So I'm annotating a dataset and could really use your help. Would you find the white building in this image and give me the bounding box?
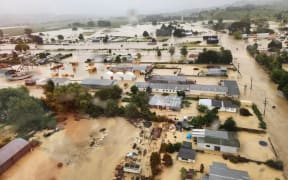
[101,71,113,80]
[123,72,136,81]
[198,99,239,113]
[113,72,124,80]
[192,129,240,153]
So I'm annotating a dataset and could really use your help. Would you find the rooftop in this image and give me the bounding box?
[81,79,116,86]
[0,138,30,166]
[149,95,182,109]
[222,80,240,97]
[207,162,250,180]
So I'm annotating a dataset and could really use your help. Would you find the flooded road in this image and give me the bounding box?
[221,34,288,177]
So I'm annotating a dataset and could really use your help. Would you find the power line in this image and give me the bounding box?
[263,97,268,117]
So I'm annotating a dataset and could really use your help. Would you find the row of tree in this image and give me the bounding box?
[195,47,233,64]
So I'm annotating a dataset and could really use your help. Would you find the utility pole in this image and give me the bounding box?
[250,77,253,90]
[263,97,268,117]
[244,84,247,95]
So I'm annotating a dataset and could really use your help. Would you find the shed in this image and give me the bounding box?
[177,141,196,163]
[80,79,117,89]
[0,138,31,174]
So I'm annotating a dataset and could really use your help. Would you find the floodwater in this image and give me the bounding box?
[220,33,288,177]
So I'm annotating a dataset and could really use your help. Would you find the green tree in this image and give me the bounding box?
[157,49,162,57]
[78,34,84,41]
[87,21,95,27]
[31,35,43,45]
[177,91,186,98]
[57,34,64,41]
[130,85,139,94]
[168,46,175,56]
[232,31,242,40]
[180,167,187,180]
[0,29,3,38]
[143,30,149,37]
[104,100,120,117]
[24,28,33,36]
[223,117,237,131]
[163,153,173,167]
[180,46,188,57]
[95,85,122,100]
[146,86,152,94]
[150,152,161,176]
[124,103,140,119]
[15,43,30,51]
[268,39,282,52]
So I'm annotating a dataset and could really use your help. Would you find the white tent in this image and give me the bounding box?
[113,72,124,80]
[102,71,114,80]
[124,72,136,81]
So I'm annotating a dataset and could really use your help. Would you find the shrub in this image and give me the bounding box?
[240,108,252,116]
[163,153,173,167]
[265,160,284,170]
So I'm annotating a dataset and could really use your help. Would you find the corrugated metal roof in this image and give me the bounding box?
[209,162,250,180]
[81,79,116,86]
[222,80,240,97]
[149,95,182,109]
[0,138,30,166]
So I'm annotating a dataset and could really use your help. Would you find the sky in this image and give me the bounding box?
[0,0,242,16]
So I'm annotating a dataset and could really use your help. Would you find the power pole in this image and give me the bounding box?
[250,77,253,90]
[244,84,247,95]
[263,97,268,117]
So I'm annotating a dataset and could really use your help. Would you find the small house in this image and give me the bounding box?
[198,99,239,113]
[149,95,182,111]
[177,141,196,163]
[123,162,141,174]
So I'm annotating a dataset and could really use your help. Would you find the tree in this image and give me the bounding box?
[180,46,188,57]
[157,49,162,57]
[130,85,139,94]
[177,91,185,98]
[51,38,56,43]
[150,152,161,176]
[124,103,140,119]
[136,53,142,59]
[103,35,109,43]
[0,29,3,38]
[43,80,55,95]
[168,46,175,56]
[57,34,64,41]
[24,28,33,36]
[87,21,95,27]
[15,43,30,51]
[268,39,282,52]
[31,35,43,45]
[197,105,208,113]
[146,86,152,94]
[78,34,84,41]
[163,153,173,167]
[233,31,242,40]
[95,85,122,100]
[180,167,187,180]
[104,100,120,117]
[143,31,149,37]
[200,164,204,173]
[223,117,237,131]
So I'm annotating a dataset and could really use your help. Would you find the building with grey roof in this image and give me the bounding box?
[0,138,32,174]
[80,78,117,89]
[199,99,239,113]
[149,95,182,111]
[177,141,196,163]
[202,162,250,180]
[146,75,196,84]
[135,82,227,97]
[50,78,71,86]
[205,67,227,77]
[221,80,240,98]
[195,129,240,153]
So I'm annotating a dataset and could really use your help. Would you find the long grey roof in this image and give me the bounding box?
[150,75,187,83]
[135,82,227,93]
[198,130,240,147]
[222,80,240,97]
[0,138,30,166]
[209,162,250,180]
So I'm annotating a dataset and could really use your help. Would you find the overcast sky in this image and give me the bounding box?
[0,0,241,16]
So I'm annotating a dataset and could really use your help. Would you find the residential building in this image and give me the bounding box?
[198,99,239,113]
[205,67,227,77]
[192,129,240,153]
[0,138,32,174]
[177,141,196,163]
[202,162,250,180]
[123,162,141,174]
[149,95,182,111]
